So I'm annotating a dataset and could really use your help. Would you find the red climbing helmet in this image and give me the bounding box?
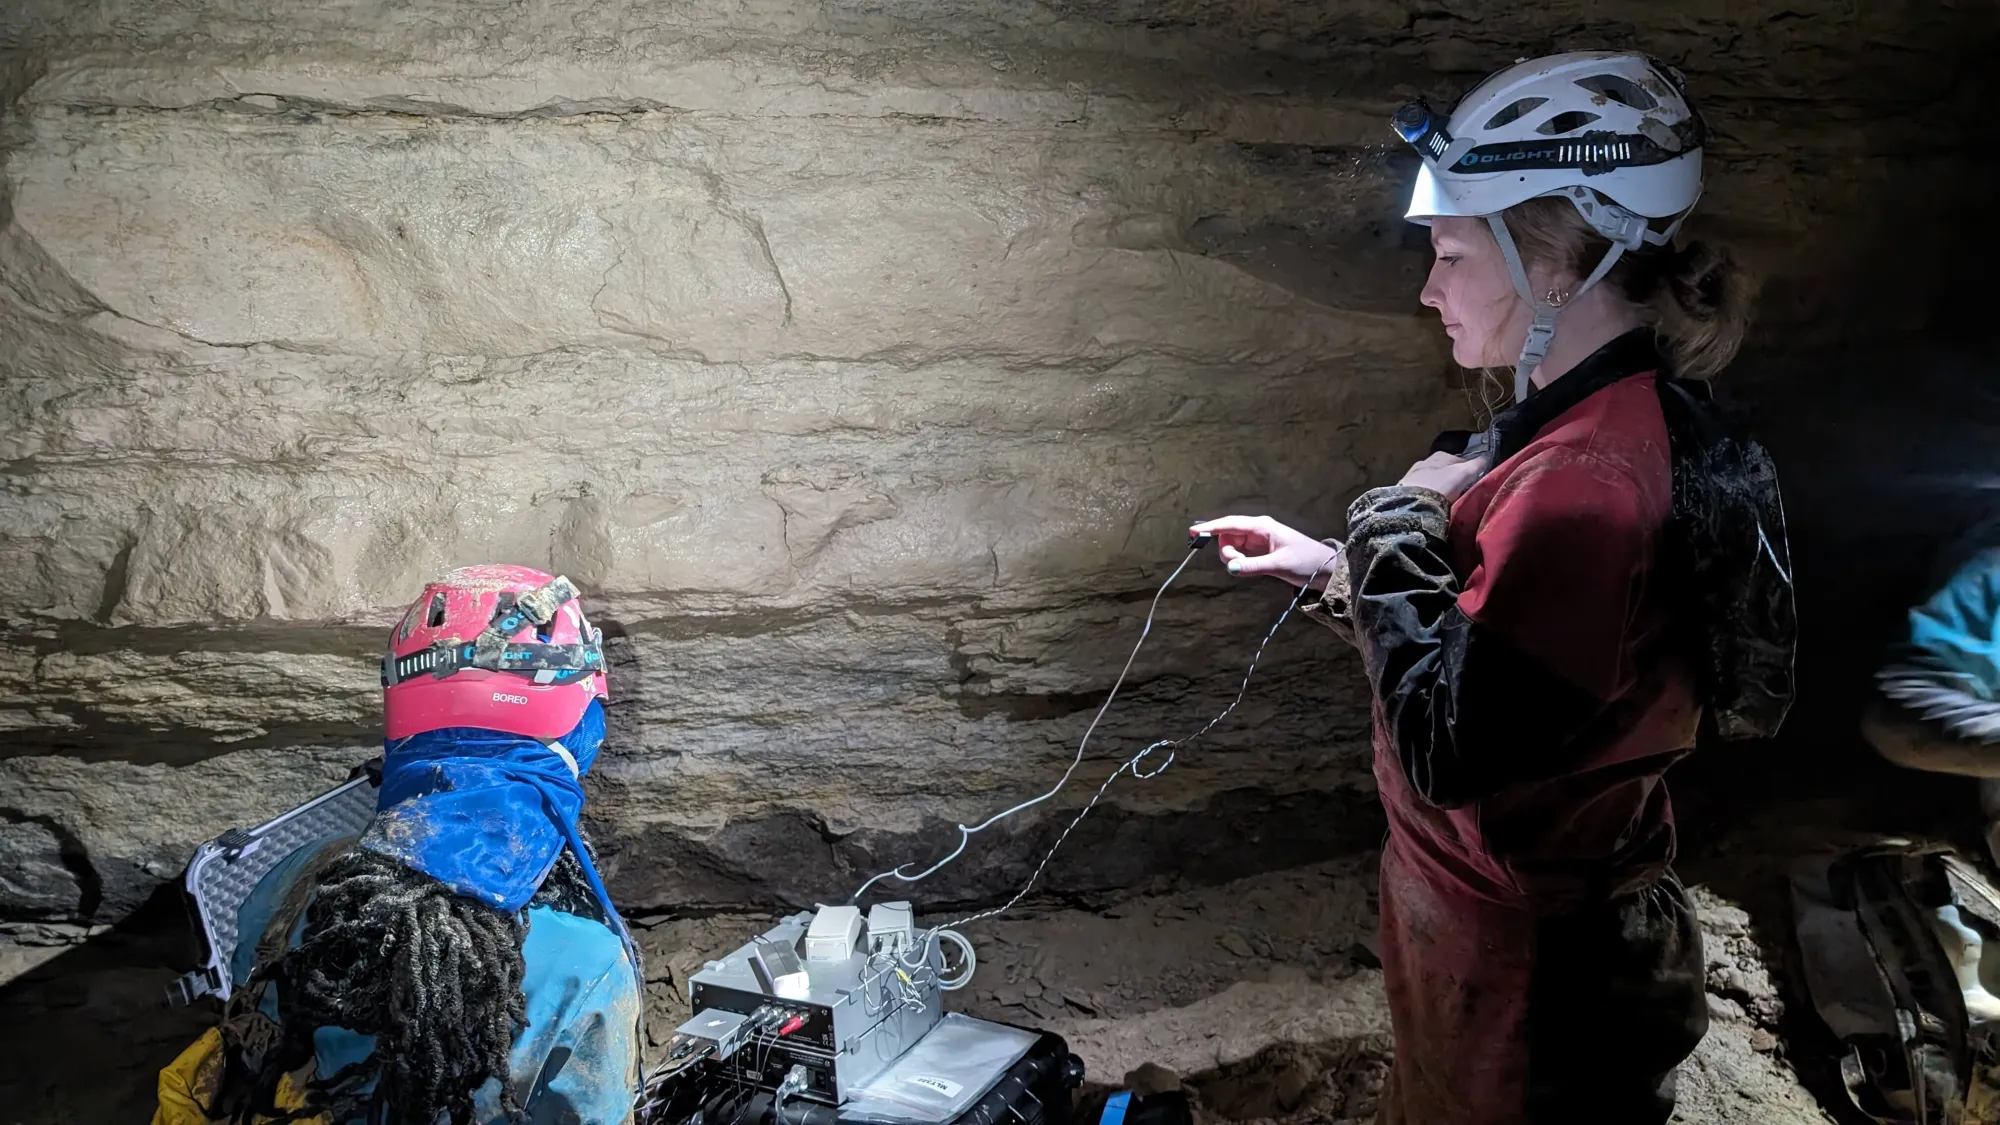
[381,564,608,741]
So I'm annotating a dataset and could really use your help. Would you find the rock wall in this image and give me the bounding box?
[3,0,1993,922]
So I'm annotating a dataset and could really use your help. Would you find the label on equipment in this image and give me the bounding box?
[908,1076,963,1097]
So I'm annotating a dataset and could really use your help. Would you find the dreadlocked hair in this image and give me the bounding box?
[228,839,605,1125]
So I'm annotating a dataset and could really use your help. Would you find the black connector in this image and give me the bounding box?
[1188,532,1215,551]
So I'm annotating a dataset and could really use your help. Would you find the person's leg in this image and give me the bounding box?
[1863,694,2000,865]
[1374,840,1537,1125]
[1862,697,2000,778]
[1522,872,1710,1124]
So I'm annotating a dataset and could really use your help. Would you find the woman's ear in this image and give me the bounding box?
[1522,259,1571,305]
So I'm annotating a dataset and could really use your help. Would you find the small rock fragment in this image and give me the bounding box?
[1274,1061,1318,1111]
[1706,993,1747,1022]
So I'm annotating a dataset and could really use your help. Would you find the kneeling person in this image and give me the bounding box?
[155,566,642,1125]
[1866,519,2000,865]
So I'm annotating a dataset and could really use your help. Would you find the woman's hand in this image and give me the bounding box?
[1189,516,1341,590]
[1396,450,1488,501]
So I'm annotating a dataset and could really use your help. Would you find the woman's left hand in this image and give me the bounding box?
[1397,450,1489,501]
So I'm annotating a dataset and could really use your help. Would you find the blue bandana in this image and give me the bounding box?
[360,701,629,952]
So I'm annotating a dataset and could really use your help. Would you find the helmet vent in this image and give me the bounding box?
[1483,97,1546,129]
[1574,74,1657,110]
[1537,110,1601,136]
[427,592,448,628]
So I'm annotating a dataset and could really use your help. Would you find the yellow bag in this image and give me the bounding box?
[153,1027,228,1125]
[153,1026,327,1124]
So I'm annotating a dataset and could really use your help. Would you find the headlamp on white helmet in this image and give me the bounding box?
[1390,52,1708,401]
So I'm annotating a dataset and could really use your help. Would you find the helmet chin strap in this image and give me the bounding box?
[1486,212,1628,404]
[1483,188,1695,404]
[1486,214,1557,405]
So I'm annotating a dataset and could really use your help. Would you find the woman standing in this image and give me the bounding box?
[1195,51,1777,1123]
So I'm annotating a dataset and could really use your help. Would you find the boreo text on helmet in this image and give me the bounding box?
[381,565,608,742]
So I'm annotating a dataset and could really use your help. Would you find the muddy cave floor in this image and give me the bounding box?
[638,857,1832,1125]
[0,781,1976,1125]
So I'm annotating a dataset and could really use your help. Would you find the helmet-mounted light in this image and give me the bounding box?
[1392,98,1454,163]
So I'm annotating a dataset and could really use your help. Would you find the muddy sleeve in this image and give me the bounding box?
[1344,449,1653,807]
[1297,538,1356,647]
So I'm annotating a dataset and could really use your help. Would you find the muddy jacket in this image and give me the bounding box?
[1307,330,1719,1123]
[1326,329,1706,906]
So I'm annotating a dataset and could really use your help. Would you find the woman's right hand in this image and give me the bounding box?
[1189,515,1341,590]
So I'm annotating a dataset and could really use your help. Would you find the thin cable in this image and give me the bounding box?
[861,952,893,1017]
[635,1039,717,1120]
[931,927,977,990]
[847,543,1211,903]
[916,548,1336,943]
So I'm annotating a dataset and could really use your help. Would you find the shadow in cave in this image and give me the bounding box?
[1662,7,2000,1115]
[1183,1033,1393,1123]
[1172,7,2000,1118]
[0,880,219,1122]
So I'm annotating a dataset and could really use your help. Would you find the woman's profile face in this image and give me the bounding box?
[1420,216,1528,370]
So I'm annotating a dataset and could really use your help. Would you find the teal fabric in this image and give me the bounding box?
[1906,547,2000,701]
[232,833,641,1124]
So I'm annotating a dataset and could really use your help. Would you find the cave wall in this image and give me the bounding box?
[2,0,1994,924]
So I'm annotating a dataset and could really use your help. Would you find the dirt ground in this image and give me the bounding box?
[5,781,1957,1124]
[633,855,1835,1125]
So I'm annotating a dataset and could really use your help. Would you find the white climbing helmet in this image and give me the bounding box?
[1391,51,1708,400]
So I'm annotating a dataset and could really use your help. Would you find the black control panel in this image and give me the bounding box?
[689,981,839,1101]
[688,982,837,1052]
[714,1042,837,1102]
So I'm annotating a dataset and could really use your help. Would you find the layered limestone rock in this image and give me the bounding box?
[2,0,1990,921]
